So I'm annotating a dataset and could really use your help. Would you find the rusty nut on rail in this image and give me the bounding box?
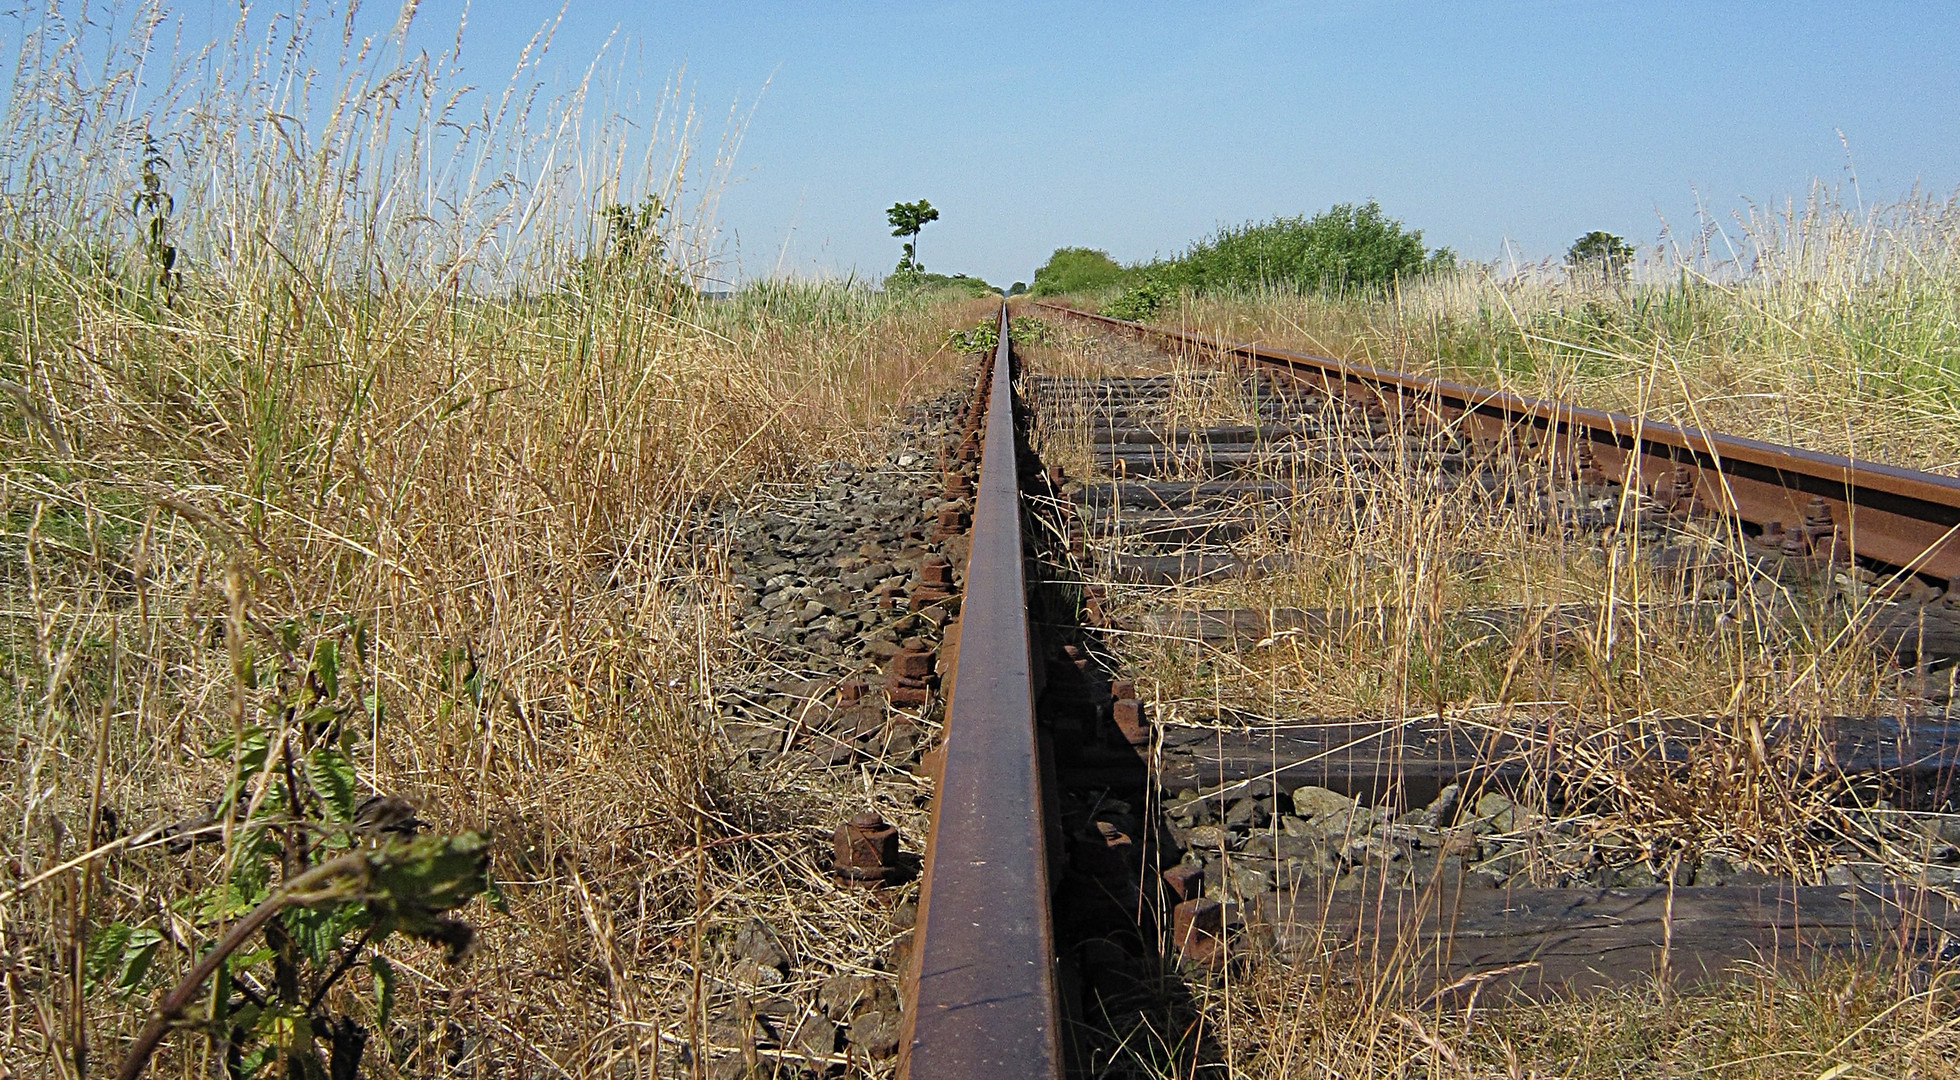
[1162,863,1204,904]
[1172,897,1226,966]
[920,554,955,586]
[912,554,958,603]
[833,811,900,885]
[931,504,971,540]
[887,647,936,707]
[1110,681,1150,746]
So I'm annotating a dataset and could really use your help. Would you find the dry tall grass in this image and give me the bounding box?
[1,6,976,1077]
[1022,311,1952,895]
[1022,320,1960,1080]
[1103,187,1960,475]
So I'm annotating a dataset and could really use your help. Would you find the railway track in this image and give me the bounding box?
[893,301,1960,1078]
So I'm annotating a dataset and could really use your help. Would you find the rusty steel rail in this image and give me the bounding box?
[899,303,1062,1078]
[1037,302,1960,583]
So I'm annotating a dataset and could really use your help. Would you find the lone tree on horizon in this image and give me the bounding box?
[887,199,940,273]
[1566,230,1634,281]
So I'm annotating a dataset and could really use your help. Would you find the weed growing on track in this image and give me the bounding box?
[0,6,979,1076]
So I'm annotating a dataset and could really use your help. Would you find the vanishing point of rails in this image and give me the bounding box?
[866,301,1960,1078]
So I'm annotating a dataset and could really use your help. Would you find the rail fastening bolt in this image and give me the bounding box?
[1172,897,1225,966]
[1162,863,1204,903]
[919,555,955,587]
[1112,698,1150,747]
[833,811,900,885]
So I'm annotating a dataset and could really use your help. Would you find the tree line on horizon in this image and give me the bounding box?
[876,196,1634,313]
[1023,207,1637,318]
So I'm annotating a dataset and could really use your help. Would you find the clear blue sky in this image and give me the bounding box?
[257,2,1960,285]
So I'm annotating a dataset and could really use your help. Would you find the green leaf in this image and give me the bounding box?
[484,875,511,916]
[366,833,491,959]
[306,745,358,822]
[257,1001,314,1056]
[311,639,339,699]
[215,968,241,1029]
[369,955,396,1025]
[222,837,275,915]
[230,945,274,970]
[85,922,133,989]
[364,691,384,727]
[118,928,164,994]
[206,724,268,762]
[236,1044,272,1080]
[284,902,365,967]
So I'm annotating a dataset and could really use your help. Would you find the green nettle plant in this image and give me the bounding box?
[946,315,1053,352]
[574,193,695,305]
[1567,230,1635,281]
[604,194,671,270]
[132,134,180,303]
[886,198,940,273]
[105,614,491,1080]
[1162,201,1449,294]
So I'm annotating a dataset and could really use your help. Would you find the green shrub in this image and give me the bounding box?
[1160,201,1450,294]
[1030,247,1126,296]
[1011,315,1054,345]
[1100,278,1174,321]
[947,314,1055,353]
[887,270,998,298]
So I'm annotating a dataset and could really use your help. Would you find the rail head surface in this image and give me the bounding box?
[1036,301,1960,581]
[899,303,1062,1079]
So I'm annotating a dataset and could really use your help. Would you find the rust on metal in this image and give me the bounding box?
[1038,302,1960,581]
[931,503,971,538]
[1163,863,1204,903]
[834,811,901,885]
[886,646,936,708]
[1172,897,1225,966]
[1112,697,1150,747]
[837,678,867,706]
[899,303,1063,1079]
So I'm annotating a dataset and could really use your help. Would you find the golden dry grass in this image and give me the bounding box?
[1021,314,1951,895]
[1145,189,1960,477]
[1021,315,1960,1080]
[0,7,993,1076]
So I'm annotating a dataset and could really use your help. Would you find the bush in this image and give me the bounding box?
[1030,247,1126,296]
[887,269,998,298]
[1161,201,1449,295]
[946,314,1055,353]
[1100,278,1174,321]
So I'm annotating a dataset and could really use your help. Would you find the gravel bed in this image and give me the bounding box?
[682,390,978,1077]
